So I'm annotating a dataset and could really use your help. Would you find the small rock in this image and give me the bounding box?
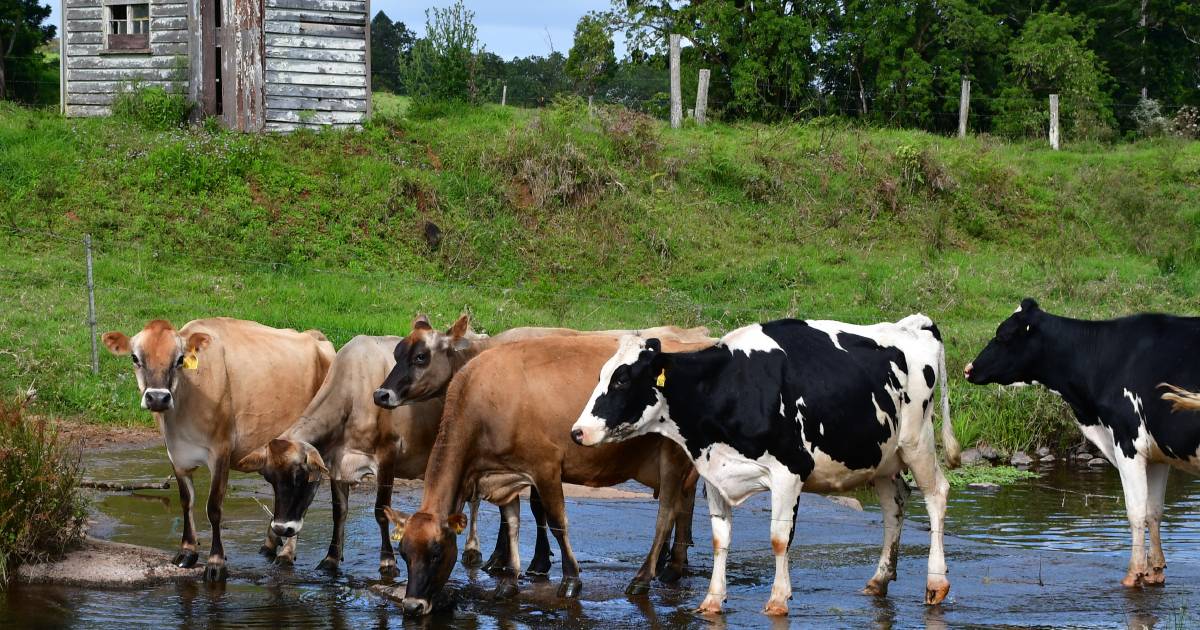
[960,448,986,466]
[968,482,1001,491]
[1036,446,1051,457]
[1074,451,1094,461]
[1010,451,1033,466]
[1087,456,1109,468]
[827,496,864,511]
[1040,454,1056,462]
[978,445,1000,461]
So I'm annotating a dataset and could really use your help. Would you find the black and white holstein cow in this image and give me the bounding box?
[965,298,1200,588]
[571,315,960,616]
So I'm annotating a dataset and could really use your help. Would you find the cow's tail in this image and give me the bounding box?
[1160,383,1200,413]
[937,333,962,468]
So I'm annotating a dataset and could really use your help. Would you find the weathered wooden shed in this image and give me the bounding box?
[60,0,371,131]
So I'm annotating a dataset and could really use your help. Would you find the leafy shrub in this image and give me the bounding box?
[111,85,192,130]
[0,393,86,586]
[1173,106,1200,140]
[1132,98,1171,137]
[598,105,660,166]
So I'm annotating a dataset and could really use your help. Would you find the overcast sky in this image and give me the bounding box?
[48,0,621,60]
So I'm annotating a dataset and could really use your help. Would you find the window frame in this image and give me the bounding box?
[104,0,151,53]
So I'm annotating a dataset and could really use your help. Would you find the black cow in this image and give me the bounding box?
[965,298,1200,588]
[571,315,960,617]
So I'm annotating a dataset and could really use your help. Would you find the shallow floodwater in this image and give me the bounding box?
[5,446,1200,628]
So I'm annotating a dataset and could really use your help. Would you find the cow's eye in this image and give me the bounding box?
[414,352,429,366]
[175,355,185,368]
[131,355,141,367]
[613,371,630,390]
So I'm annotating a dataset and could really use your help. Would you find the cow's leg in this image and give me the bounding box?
[482,497,515,575]
[492,499,522,600]
[373,452,399,578]
[527,487,554,578]
[461,497,484,568]
[764,477,803,616]
[317,479,351,572]
[864,475,910,596]
[1145,462,1169,586]
[172,467,200,568]
[536,479,583,598]
[698,489,733,615]
[903,437,950,605]
[628,461,683,594]
[203,454,231,582]
[661,468,699,584]
[1114,454,1151,587]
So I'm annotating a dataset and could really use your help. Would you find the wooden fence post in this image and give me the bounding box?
[501,84,507,106]
[669,34,682,128]
[84,234,99,375]
[1049,94,1060,150]
[695,68,710,126]
[588,95,594,117]
[957,78,970,138]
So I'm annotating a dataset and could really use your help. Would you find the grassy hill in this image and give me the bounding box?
[2,93,1198,454]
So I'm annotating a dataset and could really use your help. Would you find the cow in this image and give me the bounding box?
[101,318,335,582]
[965,298,1200,588]
[383,334,712,616]
[235,324,543,577]
[571,315,961,616]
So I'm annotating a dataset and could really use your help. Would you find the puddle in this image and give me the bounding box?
[4,445,1200,628]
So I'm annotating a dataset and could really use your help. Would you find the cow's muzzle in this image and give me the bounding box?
[142,388,173,412]
[373,388,401,409]
[402,597,431,616]
[271,520,302,538]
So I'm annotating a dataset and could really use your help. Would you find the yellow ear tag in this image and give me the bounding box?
[656,370,666,388]
[183,351,199,370]
[451,521,465,535]
[390,529,405,542]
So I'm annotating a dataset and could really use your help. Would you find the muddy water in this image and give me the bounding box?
[4,446,1200,628]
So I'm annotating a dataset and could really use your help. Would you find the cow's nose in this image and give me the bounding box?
[272,522,297,538]
[570,428,585,445]
[402,598,429,616]
[963,362,974,379]
[143,390,172,411]
[374,388,399,409]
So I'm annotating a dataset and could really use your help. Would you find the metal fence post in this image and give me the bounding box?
[85,234,99,375]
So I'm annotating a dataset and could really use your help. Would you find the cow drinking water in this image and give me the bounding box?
[965,298,1200,588]
[572,315,960,616]
[102,318,335,581]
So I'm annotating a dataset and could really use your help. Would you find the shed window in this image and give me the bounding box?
[107,3,150,51]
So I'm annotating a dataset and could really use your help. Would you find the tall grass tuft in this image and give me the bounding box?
[0,391,87,586]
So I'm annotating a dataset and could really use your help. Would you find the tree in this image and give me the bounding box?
[566,13,616,95]
[370,11,414,94]
[402,0,490,104]
[0,0,55,101]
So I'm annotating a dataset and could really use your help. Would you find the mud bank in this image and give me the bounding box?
[16,537,202,588]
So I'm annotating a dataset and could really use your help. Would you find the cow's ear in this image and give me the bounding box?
[446,513,468,535]
[645,338,662,354]
[413,315,433,331]
[102,331,131,355]
[383,507,410,541]
[236,446,268,473]
[304,445,329,481]
[186,332,211,353]
[447,314,471,351]
[1019,298,1039,313]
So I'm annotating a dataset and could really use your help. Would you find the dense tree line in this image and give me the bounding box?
[379,1,1200,138]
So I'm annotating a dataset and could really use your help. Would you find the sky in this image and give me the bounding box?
[48,0,621,60]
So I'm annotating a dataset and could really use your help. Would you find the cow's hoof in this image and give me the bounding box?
[557,577,583,599]
[658,564,684,584]
[492,580,518,600]
[924,577,950,605]
[273,554,295,568]
[862,578,889,596]
[203,563,228,583]
[258,545,276,559]
[525,569,550,582]
[527,559,553,577]
[173,550,199,568]
[483,561,507,577]
[1121,572,1144,588]
[625,580,651,596]
[316,556,340,573]
[1144,568,1166,586]
[379,562,400,578]
[763,601,789,616]
[461,548,483,568]
[696,597,723,616]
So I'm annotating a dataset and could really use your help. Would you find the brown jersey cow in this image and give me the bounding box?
[384,335,712,616]
[102,318,334,582]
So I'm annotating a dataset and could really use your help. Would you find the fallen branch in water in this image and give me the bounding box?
[80,479,171,491]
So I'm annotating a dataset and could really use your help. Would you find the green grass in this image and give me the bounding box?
[943,465,1040,488]
[1,94,1198,455]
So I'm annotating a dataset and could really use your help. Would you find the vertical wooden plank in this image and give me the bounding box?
[60,7,67,115]
[1049,94,1060,150]
[669,34,681,129]
[364,0,371,117]
[957,78,970,139]
[695,68,710,126]
[226,0,264,131]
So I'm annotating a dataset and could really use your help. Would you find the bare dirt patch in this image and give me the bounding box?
[52,419,159,452]
[16,537,201,588]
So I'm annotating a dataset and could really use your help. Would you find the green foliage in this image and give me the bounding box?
[0,394,86,586]
[566,13,617,95]
[0,0,57,102]
[111,85,192,130]
[403,0,489,106]
[370,11,415,94]
[944,465,1040,488]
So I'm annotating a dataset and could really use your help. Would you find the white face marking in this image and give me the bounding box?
[140,387,172,409]
[720,323,784,356]
[574,335,660,445]
[272,519,304,537]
